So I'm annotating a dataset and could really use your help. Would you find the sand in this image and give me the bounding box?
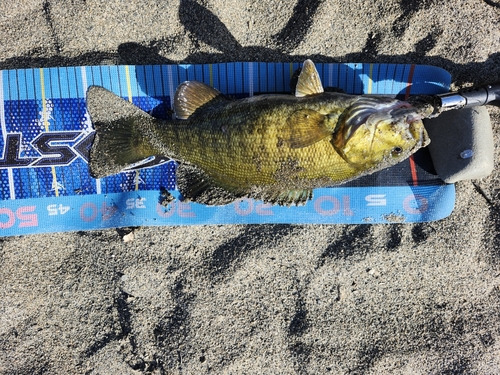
[1,0,500,374]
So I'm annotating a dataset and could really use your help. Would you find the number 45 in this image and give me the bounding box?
[47,204,70,216]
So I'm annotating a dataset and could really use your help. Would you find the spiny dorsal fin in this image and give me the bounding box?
[286,109,332,148]
[174,81,224,119]
[295,59,324,97]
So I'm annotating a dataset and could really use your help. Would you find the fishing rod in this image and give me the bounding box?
[438,82,500,109]
[409,82,500,117]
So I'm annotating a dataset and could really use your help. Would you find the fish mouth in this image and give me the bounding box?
[334,97,425,148]
[330,97,430,167]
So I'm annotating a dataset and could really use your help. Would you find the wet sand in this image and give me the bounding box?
[1,1,500,373]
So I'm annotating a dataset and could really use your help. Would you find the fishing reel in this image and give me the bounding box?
[415,82,500,184]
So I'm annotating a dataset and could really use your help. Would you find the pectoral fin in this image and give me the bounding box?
[286,109,332,148]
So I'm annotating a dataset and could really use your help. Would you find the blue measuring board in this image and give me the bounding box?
[0,63,454,235]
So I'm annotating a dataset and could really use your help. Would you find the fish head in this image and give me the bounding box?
[332,97,430,169]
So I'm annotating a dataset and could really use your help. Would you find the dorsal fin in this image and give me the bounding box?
[174,81,224,119]
[295,59,324,97]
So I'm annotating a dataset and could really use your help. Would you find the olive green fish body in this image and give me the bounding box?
[87,60,430,206]
[158,94,360,191]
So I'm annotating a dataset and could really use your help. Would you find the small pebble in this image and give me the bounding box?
[460,149,473,159]
[123,232,135,242]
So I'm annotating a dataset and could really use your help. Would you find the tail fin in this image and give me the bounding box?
[86,86,162,178]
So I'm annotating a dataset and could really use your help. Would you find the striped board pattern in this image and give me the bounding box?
[0,63,454,235]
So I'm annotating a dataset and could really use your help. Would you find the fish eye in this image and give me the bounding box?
[391,146,403,156]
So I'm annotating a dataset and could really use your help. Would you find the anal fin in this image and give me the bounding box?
[176,164,314,207]
[176,163,239,206]
[247,187,313,206]
[263,189,313,206]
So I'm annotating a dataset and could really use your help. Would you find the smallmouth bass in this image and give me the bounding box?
[87,60,430,206]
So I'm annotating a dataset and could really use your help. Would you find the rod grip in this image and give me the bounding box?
[438,82,500,110]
